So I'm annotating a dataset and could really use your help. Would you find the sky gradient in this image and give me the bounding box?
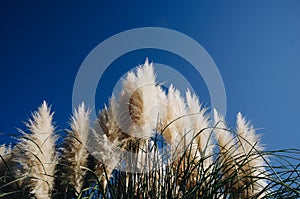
[0,1,300,150]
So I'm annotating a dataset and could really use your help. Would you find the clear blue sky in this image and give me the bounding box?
[0,1,299,150]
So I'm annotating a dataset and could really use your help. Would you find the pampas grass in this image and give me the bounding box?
[103,59,166,176]
[88,130,122,189]
[54,103,91,197]
[163,84,191,151]
[16,101,57,199]
[213,111,269,198]
[113,59,162,139]
[235,112,268,198]
[185,89,213,170]
[0,60,299,198]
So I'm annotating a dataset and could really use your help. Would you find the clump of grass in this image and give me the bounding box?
[73,130,300,199]
[0,60,299,198]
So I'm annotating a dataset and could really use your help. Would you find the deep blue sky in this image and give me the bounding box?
[0,1,299,150]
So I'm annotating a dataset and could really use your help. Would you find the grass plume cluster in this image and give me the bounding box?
[0,60,299,198]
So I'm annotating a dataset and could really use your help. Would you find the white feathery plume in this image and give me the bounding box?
[186,89,213,169]
[236,112,268,198]
[236,112,263,154]
[114,59,163,139]
[213,109,239,192]
[88,129,121,188]
[17,101,57,199]
[213,109,237,155]
[156,83,168,129]
[98,96,130,142]
[164,84,191,156]
[107,59,165,181]
[93,99,125,188]
[93,134,121,174]
[60,103,91,194]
